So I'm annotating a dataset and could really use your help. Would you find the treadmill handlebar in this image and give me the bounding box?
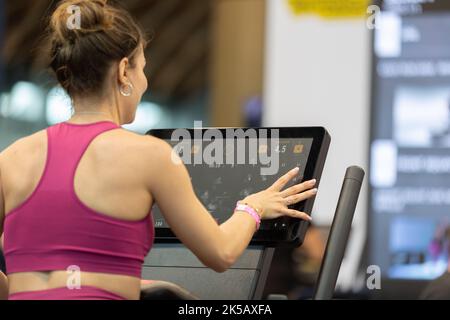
[313,166,365,300]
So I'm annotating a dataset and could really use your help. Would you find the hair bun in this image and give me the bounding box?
[50,0,112,43]
[47,0,145,97]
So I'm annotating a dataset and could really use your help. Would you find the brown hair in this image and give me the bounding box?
[47,0,145,97]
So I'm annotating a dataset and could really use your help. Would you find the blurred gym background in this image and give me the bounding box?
[1,0,450,299]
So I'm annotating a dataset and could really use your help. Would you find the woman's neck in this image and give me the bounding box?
[69,96,119,125]
[67,112,117,125]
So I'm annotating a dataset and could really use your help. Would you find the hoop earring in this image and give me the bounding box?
[120,82,134,97]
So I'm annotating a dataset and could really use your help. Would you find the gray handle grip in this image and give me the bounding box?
[313,166,365,300]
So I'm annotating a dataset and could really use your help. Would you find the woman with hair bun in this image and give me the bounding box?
[0,0,317,300]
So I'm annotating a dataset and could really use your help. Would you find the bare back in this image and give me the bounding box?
[0,126,158,300]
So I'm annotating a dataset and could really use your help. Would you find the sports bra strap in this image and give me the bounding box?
[42,121,120,191]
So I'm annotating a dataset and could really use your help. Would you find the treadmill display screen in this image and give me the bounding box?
[148,127,330,246]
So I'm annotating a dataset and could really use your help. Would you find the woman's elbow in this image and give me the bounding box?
[212,250,236,273]
[210,262,229,273]
[203,251,235,273]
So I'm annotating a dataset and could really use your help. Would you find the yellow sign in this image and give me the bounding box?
[287,0,370,18]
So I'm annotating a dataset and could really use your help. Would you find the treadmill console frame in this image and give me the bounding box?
[147,126,330,247]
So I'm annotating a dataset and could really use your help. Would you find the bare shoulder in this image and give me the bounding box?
[0,130,47,165]
[102,128,171,152]
[143,133,180,169]
[97,128,174,165]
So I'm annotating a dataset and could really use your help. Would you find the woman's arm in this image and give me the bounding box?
[0,153,5,250]
[147,139,316,272]
[0,154,8,300]
[0,271,7,300]
[0,152,4,243]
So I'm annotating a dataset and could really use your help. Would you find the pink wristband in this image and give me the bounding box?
[234,202,261,230]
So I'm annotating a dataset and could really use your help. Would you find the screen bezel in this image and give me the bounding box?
[147,126,330,247]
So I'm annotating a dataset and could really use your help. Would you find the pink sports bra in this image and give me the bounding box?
[3,121,154,278]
